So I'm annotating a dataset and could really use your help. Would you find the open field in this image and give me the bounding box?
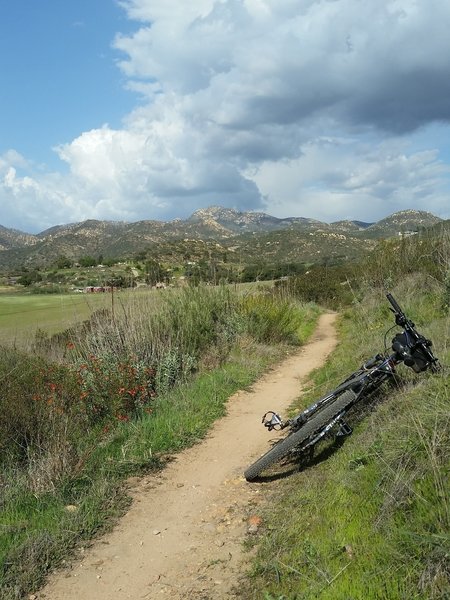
[0,291,119,346]
[0,281,274,347]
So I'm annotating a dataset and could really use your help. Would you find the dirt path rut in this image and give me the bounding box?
[40,313,337,600]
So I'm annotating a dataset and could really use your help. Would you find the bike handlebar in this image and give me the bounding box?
[386,293,403,315]
[387,292,440,373]
[386,293,416,330]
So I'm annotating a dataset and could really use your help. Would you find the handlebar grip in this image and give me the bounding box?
[386,293,403,314]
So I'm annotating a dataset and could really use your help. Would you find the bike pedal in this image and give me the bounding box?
[337,421,353,437]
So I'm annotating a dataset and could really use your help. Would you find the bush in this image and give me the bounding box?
[0,347,80,483]
[239,292,317,344]
[277,264,357,309]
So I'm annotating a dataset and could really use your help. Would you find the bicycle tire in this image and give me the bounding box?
[244,389,357,481]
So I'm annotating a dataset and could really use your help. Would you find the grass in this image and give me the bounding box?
[0,343,288,599]
[0,292,112,346]
[243,276,450,600]
[0,284,320,599]
[0,282,278,348]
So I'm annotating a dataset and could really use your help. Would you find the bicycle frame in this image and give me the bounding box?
[279,353,398,434]
[247,293,440,482]
[263,293,439,436]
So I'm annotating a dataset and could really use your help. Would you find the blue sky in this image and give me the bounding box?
[0,0,135,168]
[1,0,450,233]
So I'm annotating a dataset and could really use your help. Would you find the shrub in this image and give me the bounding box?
[239,292,314,344]
[0,347,80,487]
[277,264,357,309]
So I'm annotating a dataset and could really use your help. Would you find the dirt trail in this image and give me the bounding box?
[40,313,337,600]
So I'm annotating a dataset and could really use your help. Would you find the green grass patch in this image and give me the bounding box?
[0,292,112,346]
[0,341,285,599]
[0,285,320,599]
[244,277,449,600]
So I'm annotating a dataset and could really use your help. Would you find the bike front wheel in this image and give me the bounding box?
[244,389,357,481]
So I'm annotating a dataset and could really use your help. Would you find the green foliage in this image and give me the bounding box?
[444,269,450,312]
[17,270,42,287]
[78,255,97,267]
[0,283,319,598]
[0,347,80,473]
[145,258,166,285]
[240,262,307,283]
[362,228,450,288]
[29,284,67,294]
[278,264,357,309]
[240,292,318,344]
[54,255,73,269]
[71,353,157,424]
[275,226,450,311]
[245,278,449,599]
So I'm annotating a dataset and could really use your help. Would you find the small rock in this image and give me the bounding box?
[153,529,161,535]
[28,595,37,600]
[247,515,262,534]
[91,560,104,567]
[64,505,78,513]
[343,544,354,559]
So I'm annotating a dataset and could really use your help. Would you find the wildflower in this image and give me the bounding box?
[116,414,130,422]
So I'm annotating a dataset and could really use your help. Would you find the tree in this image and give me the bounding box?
[17,270,42,287]
[55,255,73,269]
[79,256,97,267]
[145,259,166,286]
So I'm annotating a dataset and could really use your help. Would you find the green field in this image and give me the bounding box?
[0,282,275,347]
[0,292,115,346]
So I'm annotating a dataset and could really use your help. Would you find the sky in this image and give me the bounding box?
[1,0,450,234]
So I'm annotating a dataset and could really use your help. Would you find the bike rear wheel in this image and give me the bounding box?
[244,389,357,481]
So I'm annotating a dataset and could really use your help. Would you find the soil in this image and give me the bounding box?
[39,312,337,600]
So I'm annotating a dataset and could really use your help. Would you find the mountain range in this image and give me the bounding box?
[0,207,443,270]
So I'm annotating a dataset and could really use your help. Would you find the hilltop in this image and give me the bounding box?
[0,207,442,270]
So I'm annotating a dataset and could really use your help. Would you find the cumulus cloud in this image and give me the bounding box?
[1,0,450,232]
[251,137,450,222]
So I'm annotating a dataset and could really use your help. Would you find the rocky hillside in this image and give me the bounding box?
[0,208,442,269]
[361,209,442,238]
[0,225,38,251]
[188,206,324,233]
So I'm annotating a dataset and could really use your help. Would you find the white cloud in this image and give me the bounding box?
[251,136,450,222]
[1,0,450,232]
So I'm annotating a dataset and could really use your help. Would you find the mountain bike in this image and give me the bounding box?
[244,293,441,481]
